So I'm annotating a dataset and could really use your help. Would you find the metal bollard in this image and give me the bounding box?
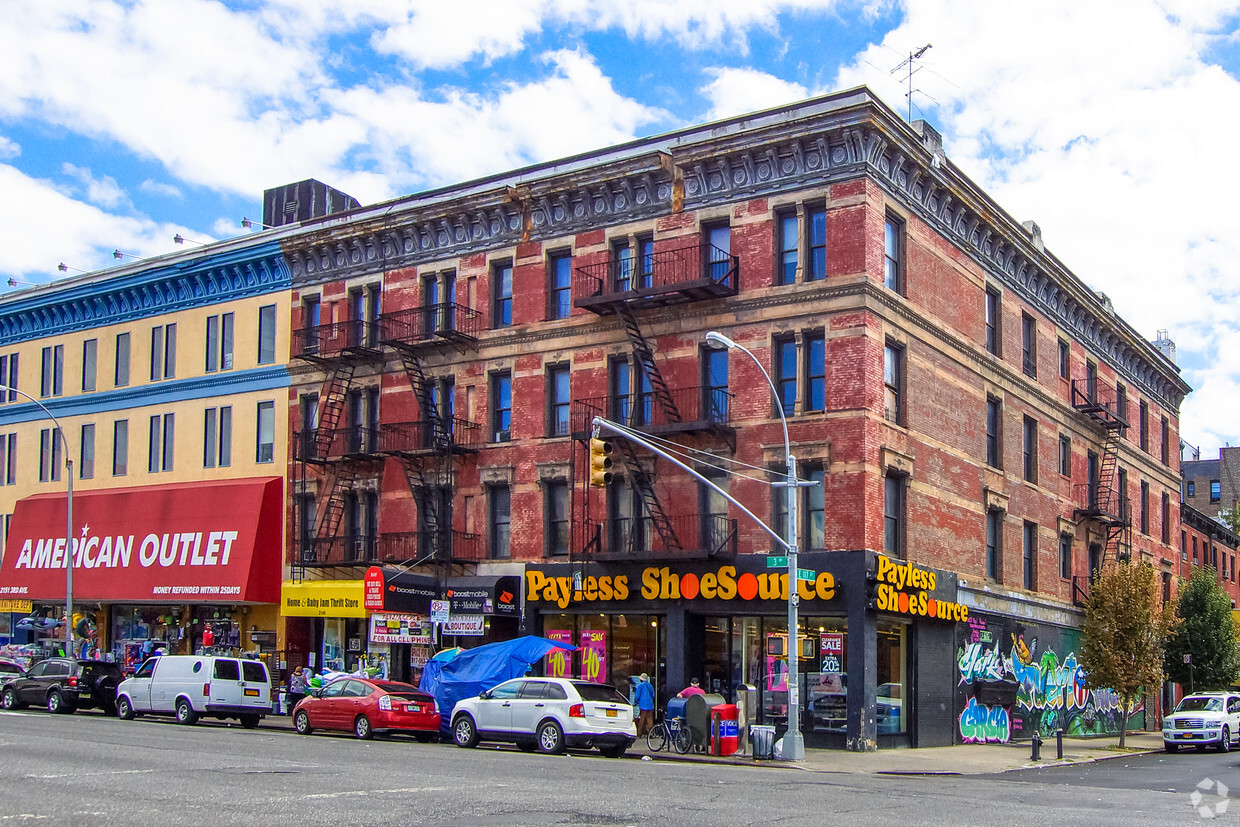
[1031,730,1042,761]
[1056,729,1064,759]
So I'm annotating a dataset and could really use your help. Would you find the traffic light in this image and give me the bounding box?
[588,437,614,488]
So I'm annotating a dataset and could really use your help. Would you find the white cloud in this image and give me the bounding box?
[698,67,810,122]
[61,163,128,209]
[139,180,182,198]
[837,0,1240,453]
[0,136,18,160]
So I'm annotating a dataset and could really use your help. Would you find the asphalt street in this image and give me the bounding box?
[0,708,1220,825]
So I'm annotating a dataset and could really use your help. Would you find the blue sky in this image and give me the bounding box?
[1,0,1238,456]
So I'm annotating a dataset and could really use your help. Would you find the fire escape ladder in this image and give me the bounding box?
[396,349,435,422]
[614,438,681,552]
[315,462,361,544]
[312,363,357,462]
[614,302,680,424]
[400,456,452,563]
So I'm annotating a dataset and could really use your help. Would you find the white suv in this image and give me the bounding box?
[1163,692,1240,753]
[451,677,636,758]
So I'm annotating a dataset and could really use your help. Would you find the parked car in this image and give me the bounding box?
[115,655,272,728]
[451,677,636,757]
[0,659,25,689]
[292,677,440,740]
[1163,692,1240,752]
[1,658,123,714]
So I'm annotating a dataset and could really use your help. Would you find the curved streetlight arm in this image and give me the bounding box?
[0,385,75,657]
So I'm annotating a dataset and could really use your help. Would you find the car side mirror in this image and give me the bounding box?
[479,691,489,699]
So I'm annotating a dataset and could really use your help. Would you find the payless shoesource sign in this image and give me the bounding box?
[870,554,968,622]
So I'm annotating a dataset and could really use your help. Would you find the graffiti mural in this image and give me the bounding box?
[956,613,1144,743]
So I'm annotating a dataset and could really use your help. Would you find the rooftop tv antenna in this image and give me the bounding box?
[891,43,932,122]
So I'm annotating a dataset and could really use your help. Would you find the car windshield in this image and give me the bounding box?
[572,682,629,704]
[1177,697,1223,713]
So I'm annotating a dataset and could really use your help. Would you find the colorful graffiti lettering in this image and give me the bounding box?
[959,697,1010,743]
[957,642,1007,684]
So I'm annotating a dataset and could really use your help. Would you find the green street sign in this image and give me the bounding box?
[797,569,816,582]
[767,556,788,568]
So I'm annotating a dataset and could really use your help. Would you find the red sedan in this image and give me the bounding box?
[292,677,440,741]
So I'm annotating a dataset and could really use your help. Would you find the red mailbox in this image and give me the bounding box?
[710,703,740,756]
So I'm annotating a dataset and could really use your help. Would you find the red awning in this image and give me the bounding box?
[0,477,283,604]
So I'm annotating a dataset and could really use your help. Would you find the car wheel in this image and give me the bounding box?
[47,690,73,714]
[537,720,565,755]
[1164,742,1177,753]
[598,743,628,759]
[1221,727,1232,753]
[453,714,479,748]
[1,686,23,710]
[240,714,260,729]
[354,715,373,740]
[116,696,135,721]
[294,710,313,735]
[175,699,199,725]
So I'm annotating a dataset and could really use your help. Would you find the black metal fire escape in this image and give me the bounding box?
[1071,377,1132,605]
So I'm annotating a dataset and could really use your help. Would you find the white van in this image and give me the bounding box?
[115,655,272,728]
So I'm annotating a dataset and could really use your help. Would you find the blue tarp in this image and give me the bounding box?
[419,636,576,733]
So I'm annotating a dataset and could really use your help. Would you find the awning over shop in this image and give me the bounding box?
[281,580,368,618]
[446,575,520,616]
[0,477,282,604]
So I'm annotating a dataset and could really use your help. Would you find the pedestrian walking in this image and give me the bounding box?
[634,672,655,736]
[287,666,308,714]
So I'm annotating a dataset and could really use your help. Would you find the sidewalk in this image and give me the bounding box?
[260,712,1164,774]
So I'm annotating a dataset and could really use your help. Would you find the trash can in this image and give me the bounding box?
[710,703,739,756]
[751,724,776,760]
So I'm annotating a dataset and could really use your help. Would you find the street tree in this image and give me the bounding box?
[1079,560,1178,748]
[1164,565,1240,693]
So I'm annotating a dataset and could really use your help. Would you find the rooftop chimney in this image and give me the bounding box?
[1153,329,1177,364]
[262,179,361,229]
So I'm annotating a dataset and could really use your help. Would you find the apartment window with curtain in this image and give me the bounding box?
[1022,416,1037,483]
[545,481,570,557]
[82,339,97,392]
[113,420,128,476]
[987,509,1003,582]
[205,312,235,372]
[491,371,512,442]
[548,251,572,320]
[39,428,62,482]
[883,214,903,293]
[79,423,95,480]
[1059,534,1072,580]
[256,401,275,463]
[805,333,825,412]
[114,333,129,387]
[150,324,176,380]
[204,406,232,468]
[40,344,63,397]
[777,210,797,285]
[492,261,513,327]
[986,396,1002,468]
[1021,313,1037,378]
[884,473,906,558]
[1059,434,1071,476]
[489,485,511,559]
[1058,339,1069,379]
[1023,521,1037,590]
[774,337,796,415]
[547,364,570,437]
[985,288,1001,356]
[258,305,277,365]
[884,343,903,425]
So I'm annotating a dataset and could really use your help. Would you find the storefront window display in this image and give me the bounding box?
[877,619,909,735]
[112,606,184,672]
[541,613,662,700]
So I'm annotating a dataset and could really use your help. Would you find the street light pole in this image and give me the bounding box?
[0,385,74,657]
[705,331,805,761]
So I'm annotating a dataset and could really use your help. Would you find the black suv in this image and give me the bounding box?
[1,658,124,714]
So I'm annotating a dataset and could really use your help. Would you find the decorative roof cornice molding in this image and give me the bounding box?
[1182,501,1240,548]
[278,87,1186,408]
[0,243,289,346]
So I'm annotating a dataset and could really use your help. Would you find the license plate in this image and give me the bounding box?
[244,688,260,697]
[1185,733,1197,739]
[605,709,617,718]
[407,705,420,713]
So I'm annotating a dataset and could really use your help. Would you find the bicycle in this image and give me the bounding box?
[646,716,692,754]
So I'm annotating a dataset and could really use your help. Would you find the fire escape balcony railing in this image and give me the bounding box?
[1073,483,1130,527]
[299,533,378,567]
[375,418,483,455]
[377,530,485,563]
[378,303,482,348]
[293,427,384,463]
[573,242,739,311]
[569,386,734,436]
[1070,378,1129,430]
[581,514,738,560]
[293,319,382,361]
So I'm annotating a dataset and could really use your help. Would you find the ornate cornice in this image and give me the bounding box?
[0,243,289,346]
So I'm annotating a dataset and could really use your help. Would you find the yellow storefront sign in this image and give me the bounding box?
[0,599,33,614]
[281,580,367,618]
